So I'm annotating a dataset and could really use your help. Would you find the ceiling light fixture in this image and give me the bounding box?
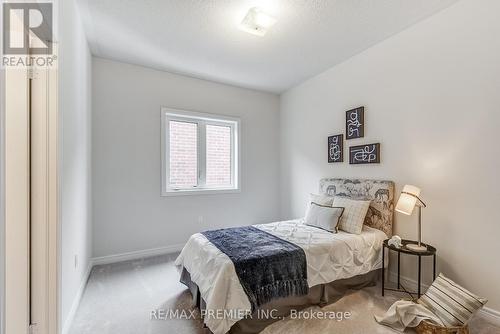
[239,7,277,36]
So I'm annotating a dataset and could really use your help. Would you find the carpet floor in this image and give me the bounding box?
[69,253,499,334]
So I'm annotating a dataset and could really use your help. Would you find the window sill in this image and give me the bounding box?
[161,187,241,197]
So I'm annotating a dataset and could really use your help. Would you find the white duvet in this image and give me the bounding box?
[175,219,387,334]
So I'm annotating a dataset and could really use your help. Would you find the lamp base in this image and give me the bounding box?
[406,243,427,252]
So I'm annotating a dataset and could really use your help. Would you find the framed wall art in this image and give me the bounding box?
[328,134,343,163]
[346,107,364,140]
[349,143,380,164]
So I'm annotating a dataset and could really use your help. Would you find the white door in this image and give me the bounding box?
[4,58,58,334]
[29,61,59,334]
[5,63,30,334]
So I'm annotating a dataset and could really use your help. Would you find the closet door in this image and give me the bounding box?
[29,61,58,334]
[5,57,58,334]
[5,64,30,334]
[4,6,58,334]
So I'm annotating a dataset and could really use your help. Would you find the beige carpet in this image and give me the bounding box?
[69,254,499,334]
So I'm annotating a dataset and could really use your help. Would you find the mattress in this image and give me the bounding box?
[174,219,387,334]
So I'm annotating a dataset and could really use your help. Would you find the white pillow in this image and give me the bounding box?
[304,203,344,233]
[305,193,334,217]
[332,197,371,234]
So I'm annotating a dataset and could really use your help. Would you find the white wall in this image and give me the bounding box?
[59,0,92,332]
[92,58,280,258]
[280,0,500,310]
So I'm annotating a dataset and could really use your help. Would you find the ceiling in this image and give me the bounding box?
[77,0,458,93]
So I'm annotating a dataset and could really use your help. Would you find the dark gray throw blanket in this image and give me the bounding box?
[201,226,308,311]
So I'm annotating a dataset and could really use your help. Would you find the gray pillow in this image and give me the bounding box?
[304,203,344,233]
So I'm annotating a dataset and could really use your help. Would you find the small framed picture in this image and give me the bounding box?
[346,107,364,140]
[328,134,343,163]
[349,143,380,164]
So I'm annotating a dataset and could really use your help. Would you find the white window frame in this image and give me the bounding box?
[161,107,240,196]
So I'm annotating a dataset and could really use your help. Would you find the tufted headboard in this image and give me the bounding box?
[319,178,395,237]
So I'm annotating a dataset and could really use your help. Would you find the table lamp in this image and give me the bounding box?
[395,185,427,252]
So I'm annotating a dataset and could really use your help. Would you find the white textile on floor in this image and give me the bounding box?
[374,299,444,332]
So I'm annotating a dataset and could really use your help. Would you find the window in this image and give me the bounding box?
[161,108,240,195]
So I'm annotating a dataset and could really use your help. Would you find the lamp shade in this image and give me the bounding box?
[395,185,421,215]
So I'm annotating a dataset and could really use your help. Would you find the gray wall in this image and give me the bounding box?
[92,57,281,258]
[59,0,92,331]
[280,0,500,309]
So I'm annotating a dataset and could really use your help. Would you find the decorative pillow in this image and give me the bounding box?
[305,193,334,216]
[332,197,371,234]
[417,273,487,327]
[304,203,344,233]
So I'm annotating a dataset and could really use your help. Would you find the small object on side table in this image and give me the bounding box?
[382,239,437,298]
[388,235,403,248]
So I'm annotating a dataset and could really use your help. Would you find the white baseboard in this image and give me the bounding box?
[387,270,430,291]
[479,307,500,327]
[62,263,93,334]
[91,244,185,266]
[387,271,500,327]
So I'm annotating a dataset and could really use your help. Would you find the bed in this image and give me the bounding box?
[175,178,395,334]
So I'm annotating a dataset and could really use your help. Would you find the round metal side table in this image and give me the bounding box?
[382,239,437,298]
